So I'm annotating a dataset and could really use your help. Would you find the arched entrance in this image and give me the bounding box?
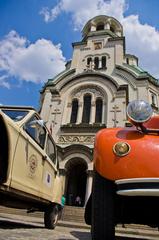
[65,158,87,207]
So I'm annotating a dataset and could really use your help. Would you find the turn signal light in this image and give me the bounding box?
[113,142,130,157]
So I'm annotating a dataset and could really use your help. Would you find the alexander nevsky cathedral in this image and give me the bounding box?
[40,15,159,207]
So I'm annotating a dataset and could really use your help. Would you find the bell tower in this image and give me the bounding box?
[70,15,125,74]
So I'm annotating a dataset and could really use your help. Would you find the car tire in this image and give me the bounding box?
[84,193,92,225]
[44,204,59,229]
[91,170,115,240]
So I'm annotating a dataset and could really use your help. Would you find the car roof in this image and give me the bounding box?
[0,105,36,111]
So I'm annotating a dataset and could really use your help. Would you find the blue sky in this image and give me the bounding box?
[0,0,159,109]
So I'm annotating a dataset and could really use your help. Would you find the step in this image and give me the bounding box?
[0,205,85,223]
[61,205,85,223]
[0,206,43,218]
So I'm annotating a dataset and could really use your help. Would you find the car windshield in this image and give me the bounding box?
[1,109,29,121]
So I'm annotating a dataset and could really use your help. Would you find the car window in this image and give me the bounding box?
[2,110,29,121]
[25,115,46,149]
[46,135,56,165]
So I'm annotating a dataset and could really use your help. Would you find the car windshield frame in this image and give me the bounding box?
[1,109,29,122]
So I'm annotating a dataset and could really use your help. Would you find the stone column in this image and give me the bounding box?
[77,96,83,124]
[61,102,71,125]
[98,57,102,69]
[90,101,96,124]
[102,101,107,124]
[84,170,93,205]
[40,90,52,121]
[91,24,96,32]
[91,57,95,70]
[105,22,110,30]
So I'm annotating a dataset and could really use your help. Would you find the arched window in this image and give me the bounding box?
[102,56,106,69]
[94,57,99,69]
[151,92,157,106]
[110,26,115,33]
[88,27,91,33]
[82,94,91,123]
[87,57,92,68]
[70,99,78,123]
[96,23,104,31]
[95,98,103,123]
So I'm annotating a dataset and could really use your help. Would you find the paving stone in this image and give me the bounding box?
[0,214,91,240]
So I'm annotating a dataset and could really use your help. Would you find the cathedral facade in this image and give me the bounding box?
[40,15,159,206]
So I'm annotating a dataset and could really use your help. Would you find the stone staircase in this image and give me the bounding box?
[0,206,43,218]
[0,205,85,223]
[61,205,85,223]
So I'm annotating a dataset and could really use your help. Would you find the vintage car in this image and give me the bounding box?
[85,100,159,239]
[0,105,63,229]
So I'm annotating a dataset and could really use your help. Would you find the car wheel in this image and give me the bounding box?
[44,204,59,229]
[91,170,115,240]
[84,193,92,225]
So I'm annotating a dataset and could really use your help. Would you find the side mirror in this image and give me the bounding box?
[127,100,153,125]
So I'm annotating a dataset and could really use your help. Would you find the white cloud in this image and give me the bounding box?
[40,0,126,29]
[40,3,62,23]
[40,0,159,78]
[0,75,10,88]
[122,15,159,78]
[0,30,66,87]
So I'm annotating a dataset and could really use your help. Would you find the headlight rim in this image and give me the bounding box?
[113,141,131,157]
[127,100,153,124]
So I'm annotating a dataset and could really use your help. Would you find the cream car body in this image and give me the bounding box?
[0,106,63,229]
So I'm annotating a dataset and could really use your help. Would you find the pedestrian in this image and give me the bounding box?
[75,196,81,206]
[59,195,66,219]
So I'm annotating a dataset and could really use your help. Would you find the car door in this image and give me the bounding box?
[40,133,58,201]
[10,114,47,198]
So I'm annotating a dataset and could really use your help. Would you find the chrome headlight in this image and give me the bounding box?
[127,100,153,123]
[113,142,130,157]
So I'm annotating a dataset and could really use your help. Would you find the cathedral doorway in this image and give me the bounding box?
[65,158,87,207]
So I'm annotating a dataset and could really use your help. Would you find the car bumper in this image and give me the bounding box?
[115,178,159,196]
